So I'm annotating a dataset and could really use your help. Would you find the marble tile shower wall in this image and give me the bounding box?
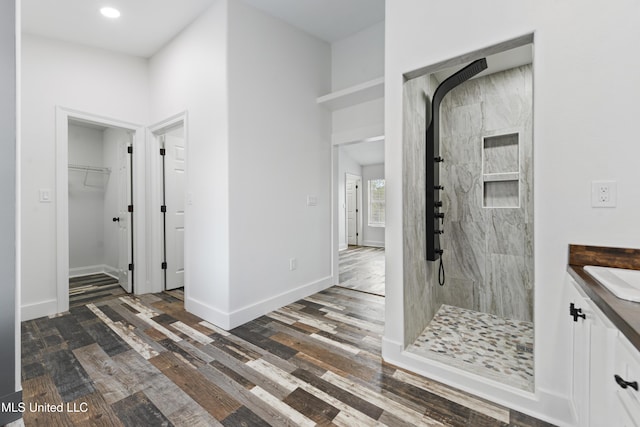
[403,65,533,345]
[440,65,533,322]
[403,73,441,345]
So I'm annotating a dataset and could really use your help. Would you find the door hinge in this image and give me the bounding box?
[161,205,166,213]
[127,146,133,154]
[128,205,134,213]
[160,148,166,156]
[128,263,134,271]
[161,262,167,270]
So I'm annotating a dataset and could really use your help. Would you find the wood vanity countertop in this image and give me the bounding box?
[568,244,640,353]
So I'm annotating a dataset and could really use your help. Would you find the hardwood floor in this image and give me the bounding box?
[338,246,385,296]
[21,287,554,426]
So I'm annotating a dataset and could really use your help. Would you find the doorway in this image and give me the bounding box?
[345,173,361,246]
[159,123,186,291]
[56,107,146,314]
[67,119,133,304]
[149,112,188,294]
[333,139,386,296]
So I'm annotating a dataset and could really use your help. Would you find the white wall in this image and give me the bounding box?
[332,20,385,91]
[384,0,640,424]
[226,0,332,326]
[68,124,105,270]
[362,163,384,247]
[337,149,362,250]
[331,21,385,144]
[149,0,230,325]
[21,34,149,319]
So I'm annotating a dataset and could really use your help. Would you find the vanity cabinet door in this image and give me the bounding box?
[614,335,640,426]
[585,299,618,426]
[567,276,591,426]
[567,275,618,426]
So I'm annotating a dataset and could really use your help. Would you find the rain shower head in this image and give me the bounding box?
[433,58,488,106]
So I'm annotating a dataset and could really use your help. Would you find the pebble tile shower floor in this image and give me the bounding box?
[407,304,534,392]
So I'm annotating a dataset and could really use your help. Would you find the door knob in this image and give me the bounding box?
[112,217,120,222]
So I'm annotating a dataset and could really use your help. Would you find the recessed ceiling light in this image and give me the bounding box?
[100,7,121,19]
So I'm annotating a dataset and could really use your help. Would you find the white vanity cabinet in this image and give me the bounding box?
[566,274,640,426]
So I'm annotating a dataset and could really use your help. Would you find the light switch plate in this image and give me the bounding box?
[39,189,52,203]
[306,195,317,207]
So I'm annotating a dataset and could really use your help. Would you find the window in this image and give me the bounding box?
[368,179,385,227]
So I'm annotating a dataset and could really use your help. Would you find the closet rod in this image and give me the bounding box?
[68,164,111,174]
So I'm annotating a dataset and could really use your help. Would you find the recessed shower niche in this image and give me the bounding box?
[402,39,534,391]
[482,131,520,208]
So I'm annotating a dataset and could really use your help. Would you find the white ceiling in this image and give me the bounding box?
[21,0,386,58]
[21,0,217,58]
[241,0,385,43]
[340,139,385,166]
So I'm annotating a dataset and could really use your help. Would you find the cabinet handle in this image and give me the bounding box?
[569,303,586,322]
[614,374,639,391]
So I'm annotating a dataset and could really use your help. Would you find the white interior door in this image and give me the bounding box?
[346,175,360,246]
[164,126,185,290]
[117,138,132,293]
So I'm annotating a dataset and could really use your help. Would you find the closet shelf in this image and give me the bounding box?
[317,77,384,111]
[68,164,111,174]
[68,164,111,190]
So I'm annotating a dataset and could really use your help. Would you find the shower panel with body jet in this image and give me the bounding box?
[425,58,488,284]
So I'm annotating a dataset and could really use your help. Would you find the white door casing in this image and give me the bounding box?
[56,107,146,315]
[163,126,186,290]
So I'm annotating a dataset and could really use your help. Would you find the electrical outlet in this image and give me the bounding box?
[289,258,297,271]
[591,181,617,208]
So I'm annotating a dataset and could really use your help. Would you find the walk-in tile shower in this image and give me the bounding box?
[403,44,534,391]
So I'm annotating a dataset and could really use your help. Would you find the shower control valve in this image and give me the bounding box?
[434,201,443,208]
[435,213,445,219]
[434,185,444,191]
[435,230,444,235]
[434,156,445,163]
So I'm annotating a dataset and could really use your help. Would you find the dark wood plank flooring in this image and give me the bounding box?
[338,246,385,296]
[21,286,554,426]
[69,273,125,308]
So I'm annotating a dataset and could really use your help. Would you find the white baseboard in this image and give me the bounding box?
[362,240,385,248]
[69,264,118,279]
[21,298,58,321]
[185,297,232,330]
[381,337,575,427]
[339,244,348,251]
[186,276,335,331]
[228,276,333,329]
